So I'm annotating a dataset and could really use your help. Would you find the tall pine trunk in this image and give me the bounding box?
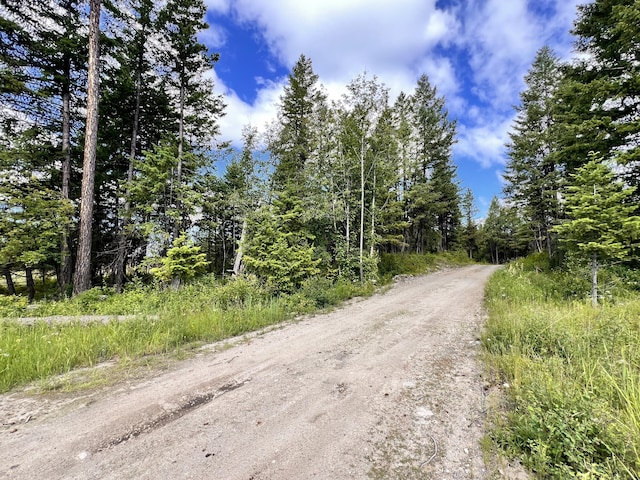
[73,0,100,295]
[115,48,143,293]
[173,79,186,241]
[59,48,73,294]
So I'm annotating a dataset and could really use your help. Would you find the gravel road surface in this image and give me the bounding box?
[1,265,499,479]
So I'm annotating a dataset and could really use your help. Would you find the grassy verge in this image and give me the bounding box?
[483,261,640,478]
[0,275,376,393]
[378,250,474,281]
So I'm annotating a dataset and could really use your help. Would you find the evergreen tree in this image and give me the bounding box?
[102,0,174,291]
[195,125,264,276]
[1,0,86,292]
[460,188,479,259]
[243,200,320,293]
[150,234,208,289]
[0,132,74,301]
[504,46,561,256]
[270,54,325,194]
[554,0,640,188]
[158,0,225,239]
[553,155,640,306]
[406,74,458,253]
[482,197,528,264]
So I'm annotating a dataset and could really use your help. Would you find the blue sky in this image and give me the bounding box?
[200,0,585,218]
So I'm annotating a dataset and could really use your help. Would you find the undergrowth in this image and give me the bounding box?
[378,250,473,281]
[483,258,640,478]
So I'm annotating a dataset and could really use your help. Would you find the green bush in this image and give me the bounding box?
[0,295,28,318]
[518,252,552,272]
[214,275,267,310]
[378,253,438,278]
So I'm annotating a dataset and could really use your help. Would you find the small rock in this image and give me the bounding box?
[415,407,434,418]
[78,451,89,460]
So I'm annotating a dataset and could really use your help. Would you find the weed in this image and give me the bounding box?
[483,265,640,478]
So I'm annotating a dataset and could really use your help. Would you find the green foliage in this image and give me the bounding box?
[298,276,374,309]
[213,275,266,310]
[484,265,640,478]
[270,54,324,193]
[0,295,28,317]
[518,252,552,273]
[554,0,640,185]
[503,46,561,255]
[377,251,472,282]
[554,155,640,263]
[0,185,74,268]
[149,235,209,284]
[243,201,320,293]
[481,197,529,263]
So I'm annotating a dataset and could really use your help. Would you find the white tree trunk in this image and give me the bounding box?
[591,252,598,307]
[233,220,247,276]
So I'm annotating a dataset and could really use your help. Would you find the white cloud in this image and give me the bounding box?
[205,0,582,167]
[203,0,230,14]
[198,23,227,49]
[454,115,514,169]
[212,69,284,147]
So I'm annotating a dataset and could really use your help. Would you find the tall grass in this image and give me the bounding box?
[0,273,379,392]
[378,250,473,280]
[484,261,640,478]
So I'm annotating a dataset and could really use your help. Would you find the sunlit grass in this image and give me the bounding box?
[483,263,640,478]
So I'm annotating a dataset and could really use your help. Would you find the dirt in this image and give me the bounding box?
[1,265,506,479]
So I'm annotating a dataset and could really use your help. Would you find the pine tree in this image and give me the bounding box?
[158,0,224,239]
[460,188,478,259]
[406,74,458,253]
[504,46,561,256]
[553,155,640,306]
[1,0,86,292]
[482,197,528,264]
[0,134,74,301]
[270,54,325,194]
[554,1,640,188]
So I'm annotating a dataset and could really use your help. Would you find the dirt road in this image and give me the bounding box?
[1,265,498,479]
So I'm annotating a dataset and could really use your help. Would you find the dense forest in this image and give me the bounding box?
[1,0,639,302]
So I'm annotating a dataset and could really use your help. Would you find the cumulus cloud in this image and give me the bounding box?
[212,69,284,147]
[454,115,514,169]
[205,0,583,167]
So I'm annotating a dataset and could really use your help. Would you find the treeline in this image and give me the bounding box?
[0,0,223,298]
[489,0,640,301]
[1,0,489,299]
